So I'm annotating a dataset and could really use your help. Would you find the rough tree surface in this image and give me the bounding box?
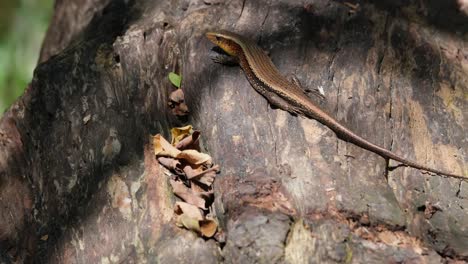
[1,0,468,263]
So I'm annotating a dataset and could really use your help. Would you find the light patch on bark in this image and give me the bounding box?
[284,219,315,264]
[406,102,462,174]
[300,118,327,146]
[437,82,465,125]
[107,175,132,221]
[274,110,288,129]
[280,136,324,212]
[341,74,357,108]
[407,102,434,164]
[130,181,142,211]
[434,144,465,176]
[220,86,236,112]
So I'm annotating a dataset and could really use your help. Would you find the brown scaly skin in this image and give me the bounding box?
[206,30,466,180]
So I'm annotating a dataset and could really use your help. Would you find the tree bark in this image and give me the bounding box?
[1,0,468,263]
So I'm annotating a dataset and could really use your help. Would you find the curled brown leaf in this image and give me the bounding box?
[153,134,181,157]
[169,89,185,102]
[177,149,212,165]
[176,130,200,150]
[174,201,203,220]
[158,157,184,175]
[170,180,208,209]
[170,125,193,145]
[174,202,218,237]
[176,214,200,231]
[182,164,202,178]
[185,164,219,187]
[157,157,180,170]
[200,218,218,238]
[169,89,189,116]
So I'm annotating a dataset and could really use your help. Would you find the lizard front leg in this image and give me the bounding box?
[209,47,238,66]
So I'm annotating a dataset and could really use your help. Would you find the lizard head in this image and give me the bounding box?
[206,31,243,57]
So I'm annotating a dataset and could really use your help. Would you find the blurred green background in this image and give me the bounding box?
[0,0,53,115]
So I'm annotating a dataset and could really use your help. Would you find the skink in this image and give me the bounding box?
[206,30,465,179]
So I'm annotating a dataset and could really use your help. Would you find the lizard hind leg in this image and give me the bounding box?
[263,91,303,116]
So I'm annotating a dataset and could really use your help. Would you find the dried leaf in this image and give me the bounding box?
[170,180,208,209]
[171,125,193,145]
[153,134,181,157]
[169,89,185,102]
[176,130,200,150]
[185,164,219,187]
[191,182,210,193]
[189,164,219,179]
[177,214,200,232]
[183,164,203,178]
[177,149,212,165]
[174,201,203,220]
[198,191,214,201]
[169,90,189,116]
[174,203,217,237]
[158,157,180,170]
[194,166,218,186]
[158,157,184,175]
[200,218,218,238]
[172,102,190,116]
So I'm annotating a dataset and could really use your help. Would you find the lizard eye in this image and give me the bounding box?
[215,36,221,41]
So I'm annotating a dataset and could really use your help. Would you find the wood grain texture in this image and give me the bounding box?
[0,0,467,262]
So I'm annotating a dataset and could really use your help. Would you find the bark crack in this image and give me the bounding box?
[266,108,279,167]
[376,14,390,76]
[456,181,462,198]
[238,0,247,19]
[327,47,340,156]
[387,73,395,178]
[259,4,270,41]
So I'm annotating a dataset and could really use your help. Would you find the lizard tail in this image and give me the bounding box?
[303,104,466,180]
[374,146,466,180]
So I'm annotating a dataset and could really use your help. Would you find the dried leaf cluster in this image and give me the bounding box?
[153,125,219,237]
[168,89,189,116]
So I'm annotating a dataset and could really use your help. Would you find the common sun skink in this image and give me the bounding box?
[206,30,465,179]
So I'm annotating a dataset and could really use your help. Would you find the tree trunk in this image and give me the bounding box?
[1,0,468,263]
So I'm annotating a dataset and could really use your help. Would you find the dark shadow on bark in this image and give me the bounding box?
[365,0,468,34]
[3,0,148,262]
